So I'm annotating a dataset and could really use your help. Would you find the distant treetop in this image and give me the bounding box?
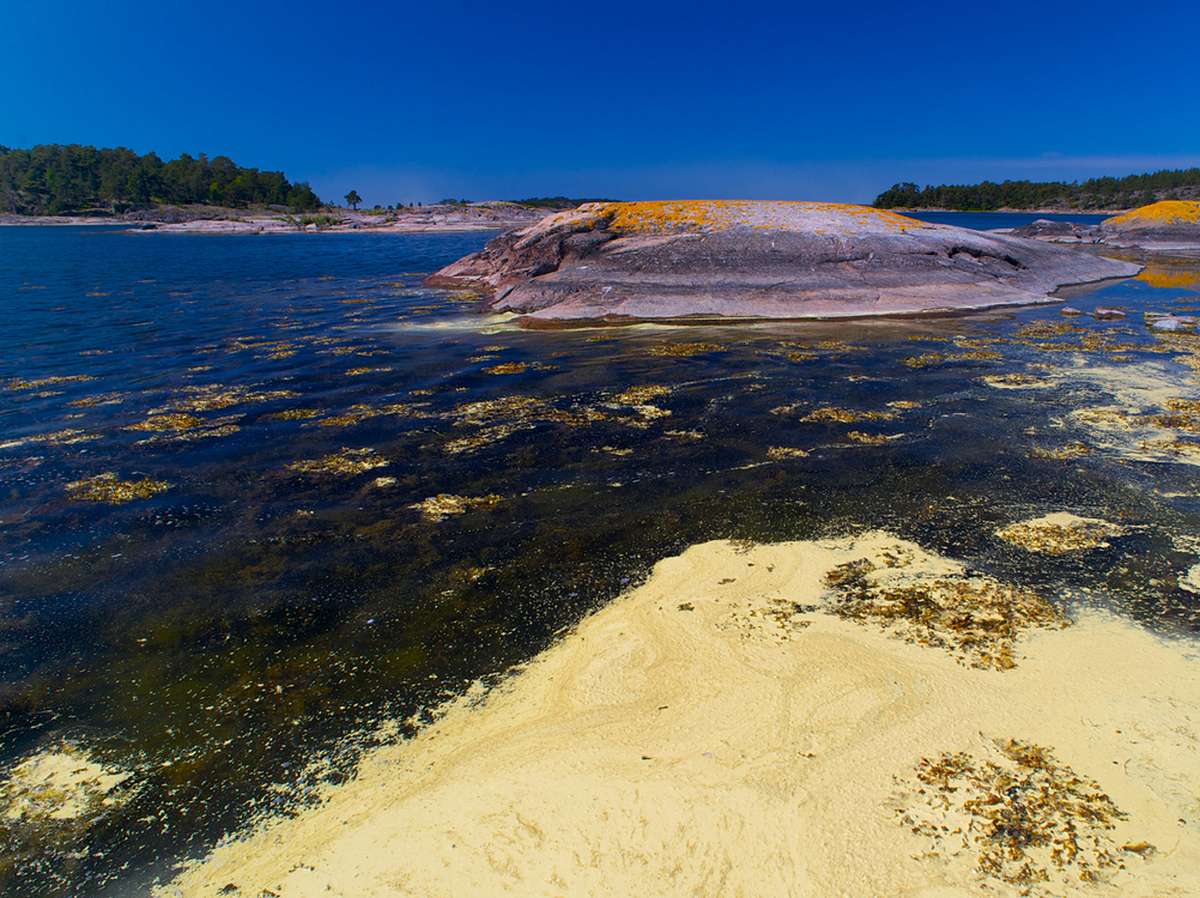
[0,144,323,215]
[511,196,617,210]
[873,168,1200,212]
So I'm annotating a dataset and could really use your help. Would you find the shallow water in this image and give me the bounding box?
[2,218,1199,895]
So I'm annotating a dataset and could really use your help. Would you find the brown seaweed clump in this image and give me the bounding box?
[443,396,608,455]
[822,557,1066,670]
[66,473,171,504]
[996,513,1125,555]
[647,342,724,358]
[1032,441,1092,461]
[483,362,557,375]
[286,448,388,477]
[261,408,323,422]
[895,739,1132,894]
[613,385,672,405]
[982,373,1055,390]
[126,413,205,432]
[903,350,1002,368]
[4,374,96,391]
[167,384,298,413]
[777,405,897,423]
[0,429,100,450]
[846,430,896,445]
[767,446,809,459]
[410,493,502,522]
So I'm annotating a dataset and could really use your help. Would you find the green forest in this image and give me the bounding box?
[0,144,323,215]
[873,168,1200,211]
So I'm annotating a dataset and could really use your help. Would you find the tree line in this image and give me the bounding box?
[0,144,322,215]
[873,168,1200,211]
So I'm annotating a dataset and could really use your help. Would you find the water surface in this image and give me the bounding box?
[2,218,1199,895]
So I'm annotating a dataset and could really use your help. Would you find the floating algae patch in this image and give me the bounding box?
[286,448,388,476]
[166,384,298,413]
[983,373,1056,389]
[846,430,900,445]
[775,405,897,423]
[314,401,430,428]
[996,512,1126,554]
[483,361,557,375]
[409,494,503,522]
[67,391,127,409]
[127,414,242,445]
[647,341,724,358]
[442,395,608,454]
[822,548,1066,669]
[904,350,1002,368]
[345,366,394,377]
[65,473,171,504]
[4,375,96,391]
[0,429,100,450]
[612,385,672,404]
[767,446,809,459]
[261,407,323,422]
[126,413,205,432]
[1032,441,1094,461]
[894,739,1131,894]
[1,743,133,824]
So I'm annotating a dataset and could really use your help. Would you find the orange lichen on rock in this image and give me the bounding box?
[592,200,926,235]
[1106,200,1200,228]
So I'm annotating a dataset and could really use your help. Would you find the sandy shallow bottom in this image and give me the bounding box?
[164,532,1200,898]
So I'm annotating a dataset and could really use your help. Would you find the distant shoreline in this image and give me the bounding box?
[0,201,550,235]
[891,206,1121,216]
[1,205,1124,234]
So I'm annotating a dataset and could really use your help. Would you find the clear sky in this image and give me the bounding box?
[3,0,1198,205]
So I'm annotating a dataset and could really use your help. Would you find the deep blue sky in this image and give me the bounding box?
[3,0,1198,204]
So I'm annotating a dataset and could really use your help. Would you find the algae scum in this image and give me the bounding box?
[1,223,1200,895]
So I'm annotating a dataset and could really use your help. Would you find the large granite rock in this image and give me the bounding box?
[1100,201,1200,252]
[428,201,1140,321]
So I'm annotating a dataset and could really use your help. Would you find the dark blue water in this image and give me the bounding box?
[2,223,1199,896]
[908,210,1110,230]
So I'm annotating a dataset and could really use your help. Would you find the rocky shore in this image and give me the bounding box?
[1009,200,1200,253]
[0,201,546,234]
[428,200,1140,322]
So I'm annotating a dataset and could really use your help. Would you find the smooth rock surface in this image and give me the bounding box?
[428,201,1141,321]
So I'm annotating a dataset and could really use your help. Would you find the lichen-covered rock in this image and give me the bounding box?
[1101,201,1200,252]
[428,201,1141,322]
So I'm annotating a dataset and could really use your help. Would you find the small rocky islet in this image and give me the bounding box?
[428,199,1142,322]
[1011,200,1200,253]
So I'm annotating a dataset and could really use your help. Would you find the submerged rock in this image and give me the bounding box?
[428,201,1140,322]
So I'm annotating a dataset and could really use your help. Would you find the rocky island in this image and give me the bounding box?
[1009,201,1200,254]
[428,200,1140,322]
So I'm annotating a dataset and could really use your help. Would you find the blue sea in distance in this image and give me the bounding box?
[908,210,1110,229]
[1,214,1199,895]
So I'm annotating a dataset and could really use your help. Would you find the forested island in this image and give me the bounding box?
[874,167,1200,212]
[0,144,322,215]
